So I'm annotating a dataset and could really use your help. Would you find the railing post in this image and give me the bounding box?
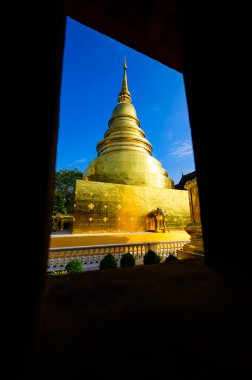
[57,251,61,270]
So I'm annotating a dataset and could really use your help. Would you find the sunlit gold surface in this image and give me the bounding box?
[73,180,190,233]
[83,151,174,188]
[177,178,204,257]
[50,230,190,248]
[186,178,201,224]
[83,59,174,189]
[73,60,189,234]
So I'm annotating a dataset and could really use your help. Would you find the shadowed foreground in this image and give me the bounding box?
[28,257,252,379]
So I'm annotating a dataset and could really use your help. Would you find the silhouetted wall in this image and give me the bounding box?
[8,2,248,378]
[8,2,66,377]
[177,2,249,270]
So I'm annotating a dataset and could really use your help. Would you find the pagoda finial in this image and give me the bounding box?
[118,57,131,104]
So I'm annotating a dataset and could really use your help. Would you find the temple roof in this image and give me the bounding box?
[175,171,197,189]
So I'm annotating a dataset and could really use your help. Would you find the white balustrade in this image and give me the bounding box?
[47,240,189,273]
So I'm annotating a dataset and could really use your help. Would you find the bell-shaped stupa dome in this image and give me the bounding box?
[83,58,174,189]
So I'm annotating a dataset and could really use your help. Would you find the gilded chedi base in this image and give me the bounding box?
[73,180,190,234]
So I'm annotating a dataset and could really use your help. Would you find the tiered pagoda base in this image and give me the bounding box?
[72,180,190,234]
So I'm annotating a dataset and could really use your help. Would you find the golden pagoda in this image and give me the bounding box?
[72,59,190,233]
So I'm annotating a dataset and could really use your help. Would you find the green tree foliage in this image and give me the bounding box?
[52,168,83,215]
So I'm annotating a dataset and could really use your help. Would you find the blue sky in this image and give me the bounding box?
[56,17,195,185]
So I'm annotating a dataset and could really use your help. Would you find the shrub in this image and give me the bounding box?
[99,253,117,270]
[164,254,178,262]
[143,249,161,265]
[120,253,136,267]
[65,258,84,273]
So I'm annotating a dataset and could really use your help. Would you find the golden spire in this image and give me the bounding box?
[118,57,132,104]
[83,58,174,189]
